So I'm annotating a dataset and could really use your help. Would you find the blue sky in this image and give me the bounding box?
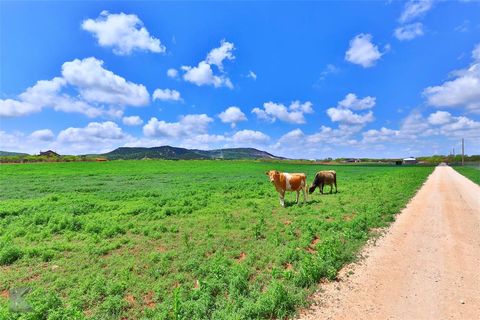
[1,1,479,158]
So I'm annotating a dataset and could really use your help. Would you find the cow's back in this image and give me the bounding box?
[283,173,306,191]
[316,171,335,184]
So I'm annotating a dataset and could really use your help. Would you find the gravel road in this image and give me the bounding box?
[299,166,480,320]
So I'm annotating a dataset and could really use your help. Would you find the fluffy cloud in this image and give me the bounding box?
[58,121,126,143]
[143,114,213,138]
[277,128,304,145]
[205,40,235,71]
[394,23,424,41]
[338,93,376,110]
[30,129,55,141]
[232,130,270,144]
[345,33,384,68]
[82,11,165,55]
[399,0,434,24]
[0,57,153,119]
[362,127,399,143]
[181,61,233,88]
[123,115,143,126]
[0,99,40,117]
[326,93,375,126]
[218,106,247,128]
[327,108,374,125]
[428,111,452,125]
[62,57,149,106]
[423,44,480,113]
[180,40,235,88]
[1,77,102,118]
[252,101,313,124]
[152,88,182,102]
[167,68,178,78]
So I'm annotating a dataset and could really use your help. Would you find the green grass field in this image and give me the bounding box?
[454,166,480,185]
[0,161,433,319]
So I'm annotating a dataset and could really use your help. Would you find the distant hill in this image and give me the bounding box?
[0,151,29,156]
[101,146,284,160]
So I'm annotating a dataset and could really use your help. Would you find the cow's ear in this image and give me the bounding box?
[265,171,269,175]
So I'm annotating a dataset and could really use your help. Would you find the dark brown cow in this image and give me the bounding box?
[265,170,307,207]
[308,170,337,194]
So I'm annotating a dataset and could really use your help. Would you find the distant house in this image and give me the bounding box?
[345,158,361,163]
[95,157,108,162]
[403,157,417,164]
[39,150,59,157]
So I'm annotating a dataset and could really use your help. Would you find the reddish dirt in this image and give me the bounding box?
[124,294,136,306]
[235,252,247,262]
[143,291,155,309]
[299,166,480,320]
[0,290,9,300]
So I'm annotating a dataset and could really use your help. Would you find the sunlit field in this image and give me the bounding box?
[0,161,433,319]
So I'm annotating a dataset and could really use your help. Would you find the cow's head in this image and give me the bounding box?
[265,170,279,183]
[308,173,319,194]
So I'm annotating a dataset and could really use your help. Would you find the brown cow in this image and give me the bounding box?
[265,170,307,207]
[308,170,337,194]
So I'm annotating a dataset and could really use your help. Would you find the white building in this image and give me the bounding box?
[403,157,417,164]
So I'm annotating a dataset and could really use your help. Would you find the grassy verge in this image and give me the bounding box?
[0,161,433,319]
[453,166,480,185]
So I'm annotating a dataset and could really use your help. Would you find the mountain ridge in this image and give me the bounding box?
[100,146,285,160]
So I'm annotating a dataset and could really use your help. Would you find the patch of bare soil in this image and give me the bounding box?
[299,166,480,320]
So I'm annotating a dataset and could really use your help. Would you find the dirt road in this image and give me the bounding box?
[299,166,480,320]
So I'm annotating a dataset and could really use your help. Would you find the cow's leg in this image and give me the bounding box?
[320,183,324,194]
[302,187,306,203]
[279,191,285,207]
[330,184,333,194]
[296,190,299,204]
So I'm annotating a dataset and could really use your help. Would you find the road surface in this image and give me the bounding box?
[299,165,480,320]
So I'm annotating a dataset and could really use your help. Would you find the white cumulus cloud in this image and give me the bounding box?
[143,114,213,138]
[82,11,165,55]
[58,121,126,143]
[167,68,178,78]
[62,57,149,107]
[428,111,453,125]
[123,115,143,126]
[326,93,376,126]
[180,40,235,89]
[345,33,384,68]
[205,40,235,71]
[338,93,376,110]
[252,101,313,124]
[152,88,182,102]
[218,106,247,128]
[326,108,374,125]
[30,129,55,141]
[423,44,480,113]
[232,130,270,144]
[181,61,233,89]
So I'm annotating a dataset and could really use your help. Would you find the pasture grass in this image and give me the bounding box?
[0,161,433,319]
[454,166,480,185]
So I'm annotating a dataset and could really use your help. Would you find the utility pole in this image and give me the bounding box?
[462,138,464,166]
